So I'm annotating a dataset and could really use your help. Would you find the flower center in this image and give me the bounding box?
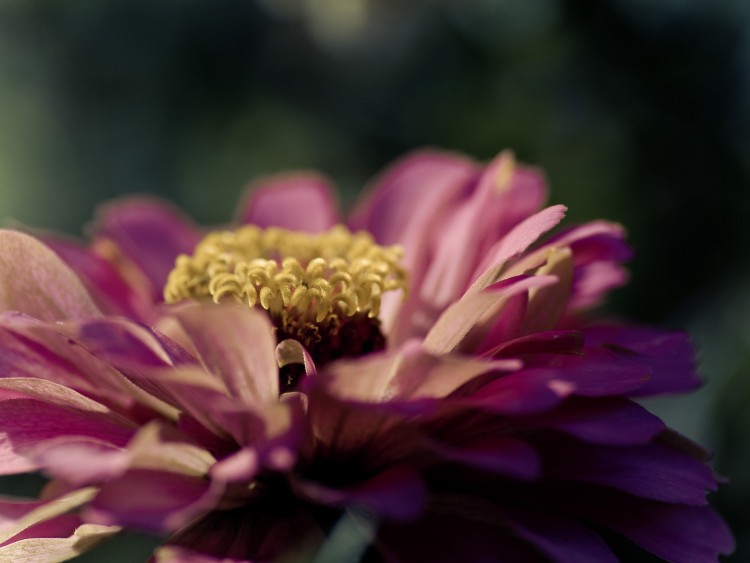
[164,225,407,385]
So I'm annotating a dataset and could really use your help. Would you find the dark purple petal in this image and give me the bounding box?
[297,466,426,521]
[532,397,664,445]
[426,434,540,480]
[502,506,618,563]
[93,198,201,301]
[553,486,734,562]
[584,326,701,396]
[237,173,340,233]
[538,437,718,505]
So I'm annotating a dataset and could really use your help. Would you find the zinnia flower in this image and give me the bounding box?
[0,150,733,562]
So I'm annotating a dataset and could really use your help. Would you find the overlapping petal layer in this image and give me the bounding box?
[0,149,732,562]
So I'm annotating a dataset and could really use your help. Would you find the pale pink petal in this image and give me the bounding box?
[467,204,568,294]
[0,488,98,545]
[237,173,339,233]
[423,275,558,356]
[0,514,119,561]
[0,231,101,321]
[322,342,518,403]
[173,303,279,406]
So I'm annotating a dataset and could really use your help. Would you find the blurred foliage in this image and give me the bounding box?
[0,0,748,560]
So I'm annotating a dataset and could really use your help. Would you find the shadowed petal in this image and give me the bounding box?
[237,173,340,233]
[0,231,101,321]
[296,466,426,521]
[86,469,220,532]
[502,506,618,563]
[532,397,664,445]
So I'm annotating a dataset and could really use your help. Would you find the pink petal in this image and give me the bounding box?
[173,303,279,406]
[0,396,135,475]
[237,173,340,233]
[420,152,547,307]
[0,231,101,321]
[459,369,574,416]
[93,198,201,301]
[322,342,518,403]
[423,275,558,356]
[467,204,568,294]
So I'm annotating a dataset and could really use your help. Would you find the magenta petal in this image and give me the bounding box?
[0,384,134,475]
[484,330,585,358]
[42,236,152,320]
[93,198,201,300]
[461,369,573,416]
[537,348,652,396]
[0,231,101,321]
[237,173,340,233]
[87,469,217,532]
[0,513,81,546]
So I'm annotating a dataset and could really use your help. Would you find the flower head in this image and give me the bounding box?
[0,150,733,562]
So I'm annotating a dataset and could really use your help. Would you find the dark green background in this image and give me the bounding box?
[0,0,747,560]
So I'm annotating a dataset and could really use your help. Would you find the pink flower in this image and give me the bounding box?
[0,150,733,562]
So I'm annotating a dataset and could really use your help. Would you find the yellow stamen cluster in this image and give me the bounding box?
[164,225,407,324]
